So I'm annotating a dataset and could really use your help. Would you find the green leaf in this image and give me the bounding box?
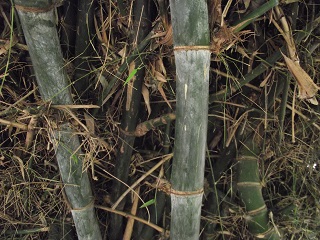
[140,198,155,208]
[59,141,79,163]
[124,67,142,85]
[71,153,79,164]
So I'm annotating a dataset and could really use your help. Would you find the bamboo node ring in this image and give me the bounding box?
[14,3,61,13]
[174,46,210,51]
[71,198,95,212]
[170,188,204,196]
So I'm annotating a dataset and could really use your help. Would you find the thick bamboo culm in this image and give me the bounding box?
[237,135,281,239]
[14,1,102,239]
[169,0,211,239]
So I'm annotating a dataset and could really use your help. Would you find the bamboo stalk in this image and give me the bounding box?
[169,0,211,239]
[237,134,281,239]
[109,1,152,239]
[139,116,172,239]
[73,0,95,95]
[14,1,101,239]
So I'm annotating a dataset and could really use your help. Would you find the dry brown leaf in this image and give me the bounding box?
[84,112,95,135]
[208,0,222,25]
[118,47,126,58]
[25,116,38,150]
[123,187,140,240]
[154,70,167,83]
[142,84,151,117]
[273,6,297,61]
[13,155,25,181]
[159,25,173,46]
[235,45,249,58]
[0,37,18,56]
[260,71,272,88]
[158,83,172,109]
[0,40,10,55]
[281,52,319,105]
[156,58,167,76]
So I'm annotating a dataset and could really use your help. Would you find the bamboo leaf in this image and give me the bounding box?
[158,83,172,109]
[281,52,319,105]
[142,84,151,117]
[71,154,79,164]
[58,141,79,164]
[124,66,142,85]
[84,112,95,135]
[232,0,279,33]
[154,70,167,82]
[140,198,156,208]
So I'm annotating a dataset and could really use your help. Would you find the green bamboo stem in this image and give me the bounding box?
[14,1,101,239]
[53,124,101,239]
[14,3,73,105]
[278,76,290,142]
[109,1,152,239]
[59,0,77,58]
[73,0,95,95]
[139,116,172,239]
[237,134,281,239]
[169,0,210,239]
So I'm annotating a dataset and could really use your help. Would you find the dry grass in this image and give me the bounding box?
[0,0,320,239]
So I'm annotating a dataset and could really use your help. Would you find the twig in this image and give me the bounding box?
[112,154,173,210]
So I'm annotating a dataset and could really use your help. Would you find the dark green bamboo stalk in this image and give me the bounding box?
[73,0,95,96]
[117,0,126,16]
[139,112,172,239]
[109,1,152,239]
[237,133,281,239]
[59,0,77,58]
[13,1,101,239]
[169,0,211,239]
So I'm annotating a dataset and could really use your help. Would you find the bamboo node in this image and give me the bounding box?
[120,128,136,136]
[173,46,211,51]
[170,188,203,196]
[237,182,261,187]
[247,204,267,216]
[236,155,257,161]
[70,198,95,212]
[14,2,62,13]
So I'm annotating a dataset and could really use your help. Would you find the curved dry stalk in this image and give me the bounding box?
[95,205,169,236]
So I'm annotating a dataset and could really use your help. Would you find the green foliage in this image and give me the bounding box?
[124,66,143,85]
[140,198,156,208]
